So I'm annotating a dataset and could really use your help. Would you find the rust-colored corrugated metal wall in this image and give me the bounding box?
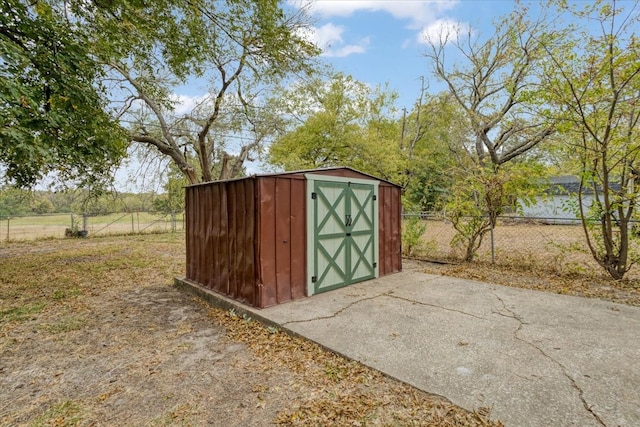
[226,179,257,303]
[256,176,306,308]
[185,167,402,308]
[378,183,402,275]
[185,179,258,306]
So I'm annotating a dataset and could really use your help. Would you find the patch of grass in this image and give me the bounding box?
[40,316,85,334]
[0,302,46,322]
[32,400,82,427]
[151,403,198,426]
[0,234,184,301]
[51,287,83,300]
[1,212,185,242]
[7,214,72,227]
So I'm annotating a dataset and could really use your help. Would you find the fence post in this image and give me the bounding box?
[5,217,9,241]
[131,212,135,234]
[171,212,176,233]
[490,223,495,264]
[83,213,87,233]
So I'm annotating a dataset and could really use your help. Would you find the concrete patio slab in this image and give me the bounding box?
[177,260,640,426]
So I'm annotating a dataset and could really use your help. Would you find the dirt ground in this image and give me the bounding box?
[0,235,500,426]
[415,257,640,307]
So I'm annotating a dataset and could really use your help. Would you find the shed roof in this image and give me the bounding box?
[185,166,403,189]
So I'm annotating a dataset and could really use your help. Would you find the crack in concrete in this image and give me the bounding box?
[281,275,443,326]
[283,280,489,325]
[281,290,395,326]
[492,292,607,427]
[385,293,489,321]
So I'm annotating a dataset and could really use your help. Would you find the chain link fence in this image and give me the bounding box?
[403,213,640,277]
[0,211,185,242]
[5,210,638,278]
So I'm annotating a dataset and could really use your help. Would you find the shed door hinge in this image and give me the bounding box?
[311,192,317,199]
[372,195,377,201]
[373,262,377,268]
[311,276,317,283]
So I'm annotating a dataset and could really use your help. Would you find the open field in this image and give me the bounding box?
[0,212,184,242]
[0,234,501,426]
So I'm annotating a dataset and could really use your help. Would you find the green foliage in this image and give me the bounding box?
[0,0,128,187]
[268,73,403,182]
[0,186,32,216]
[107,0,320,184]
[153,165,188,213]
[542,0,640,279]
[0,185,165,217]
[402,217,427,256]
[445,168,493,262]
[445,162,546,262]
[421,4,559,261]
[1,0,318,187]
[401,92,467,211]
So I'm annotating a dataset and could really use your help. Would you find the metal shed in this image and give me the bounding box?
[183,167,402,308]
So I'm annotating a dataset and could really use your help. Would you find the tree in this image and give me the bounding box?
[153,164,189,214]
[0,0,128,187]
[1,0,317,188]
[268,73,403,182]
[542,0,640,279]
[423,4,557,261]
[0,186,31,216]
[104,0,319,184]
[268,75,474,212]
[400,90,469,212]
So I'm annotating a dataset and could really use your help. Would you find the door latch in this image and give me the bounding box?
[345,214,352,227]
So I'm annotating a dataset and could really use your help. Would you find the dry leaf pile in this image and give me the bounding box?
[208,307,503,426]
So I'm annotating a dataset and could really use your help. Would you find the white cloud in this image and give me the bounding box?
[170,94,209,115]
[297,23,369,58]
[330,38,370,58]
[297,0,458,29]
[418,19,469,45]
[313,22,345,49]
[291,0,464,51]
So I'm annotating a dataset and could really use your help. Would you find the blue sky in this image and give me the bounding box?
[171,1,524,115]
[290,0,520,109]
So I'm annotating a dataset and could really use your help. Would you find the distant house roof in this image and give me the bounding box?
[548,176,582,194]
[546,176,620,195]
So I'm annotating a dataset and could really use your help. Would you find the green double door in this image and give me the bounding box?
[306,175,379,295]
